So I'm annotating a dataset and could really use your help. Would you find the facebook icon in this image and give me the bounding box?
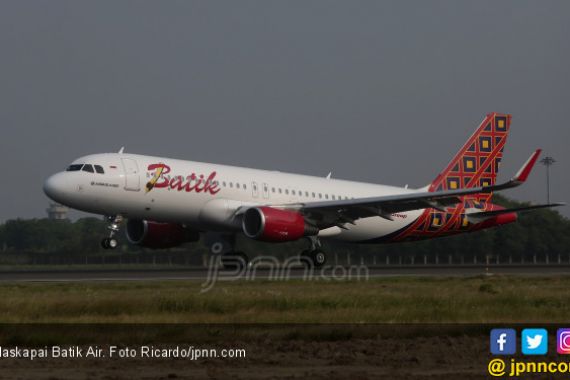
[491,329,516,355]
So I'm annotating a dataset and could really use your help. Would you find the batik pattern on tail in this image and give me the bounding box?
[392,113,511,241]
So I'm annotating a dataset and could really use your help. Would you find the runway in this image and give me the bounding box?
[1,265,570,282]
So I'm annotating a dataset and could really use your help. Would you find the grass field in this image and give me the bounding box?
[1,275,569,323]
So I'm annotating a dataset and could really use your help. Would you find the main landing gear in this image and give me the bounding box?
[101,215,123,250]
[299,236,327,269]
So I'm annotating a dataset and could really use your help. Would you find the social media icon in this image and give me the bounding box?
[557,329,570,354]
[490,329,516,355]
[522,329,548,355]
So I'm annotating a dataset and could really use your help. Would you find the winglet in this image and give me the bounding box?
[513,149,541,183]
[481,149,542,193]
[118,147,125,154]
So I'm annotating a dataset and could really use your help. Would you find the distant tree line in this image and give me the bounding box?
[0,195,568,264]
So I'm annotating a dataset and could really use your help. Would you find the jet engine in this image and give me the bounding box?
[126,219,200,249]
[242,207,318,242]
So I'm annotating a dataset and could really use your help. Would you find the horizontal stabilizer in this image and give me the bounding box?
[466,203,565,223]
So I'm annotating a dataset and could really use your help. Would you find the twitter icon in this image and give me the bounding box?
[522,329,548,355]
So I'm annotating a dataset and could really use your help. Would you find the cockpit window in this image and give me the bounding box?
[82,164,94,173]
[94,165,105,174]
[66,164,83,171]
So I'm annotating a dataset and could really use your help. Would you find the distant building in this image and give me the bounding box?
[46,203,69,220]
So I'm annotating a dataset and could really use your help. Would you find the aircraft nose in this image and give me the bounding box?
[43,173,67,202]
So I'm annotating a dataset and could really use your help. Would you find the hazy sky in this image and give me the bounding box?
[1,1,568,221]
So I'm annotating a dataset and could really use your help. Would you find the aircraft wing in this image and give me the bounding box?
[279,150,546,229]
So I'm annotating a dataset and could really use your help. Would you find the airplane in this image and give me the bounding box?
[43,113,563,268]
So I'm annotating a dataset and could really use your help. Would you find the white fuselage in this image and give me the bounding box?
[43,153,425,242]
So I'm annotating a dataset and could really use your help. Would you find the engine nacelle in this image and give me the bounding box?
[126,219,200,249]
[242,207,318,242]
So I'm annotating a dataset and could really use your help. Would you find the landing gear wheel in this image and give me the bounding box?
[101,215,123,250]
[101,238,118,250]
[108,238,118,249]
[221,251,249,271]
[299,249,327,269]
[312,250,326,268]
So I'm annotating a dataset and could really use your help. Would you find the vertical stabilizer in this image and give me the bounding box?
[429,113,511,203]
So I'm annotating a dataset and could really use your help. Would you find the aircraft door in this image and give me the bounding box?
[262,183,269,199]
[252,181,259,198]
[121,158,140,191]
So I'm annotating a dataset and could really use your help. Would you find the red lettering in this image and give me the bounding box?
[147,163,171,188]
[194,175,205,193]
[170,176,184,191]
[183,174,197,192]
[205,172,220,194]
[146,164,220,196]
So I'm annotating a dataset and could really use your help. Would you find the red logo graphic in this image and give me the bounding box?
[145,163,220,195]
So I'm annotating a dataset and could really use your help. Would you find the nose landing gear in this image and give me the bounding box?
[101,215,123,250]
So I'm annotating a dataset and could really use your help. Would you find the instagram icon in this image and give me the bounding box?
[557,329,570,354]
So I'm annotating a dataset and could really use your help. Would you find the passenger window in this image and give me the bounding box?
[312,192,315,198]
[94,165,105,174]
[223,181,226,187]
[278,188,282,194]
[325,194,329,199]
[243,184,247,190]
[305,191,309,197]
[66,164,83,172]
[230,182,233,188]
[319,193,322,199]
[236,183,240,189]
[292,190,296,195]
[332,195,336,200]
[272,187,275,193]
[285,189,289,195]
[82,164,94,173]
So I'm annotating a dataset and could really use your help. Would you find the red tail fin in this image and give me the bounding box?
[430,113,511,200]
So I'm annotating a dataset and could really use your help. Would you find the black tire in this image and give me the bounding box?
[299,249,326,269]
[221,251,249,271]
[312,250,327,268]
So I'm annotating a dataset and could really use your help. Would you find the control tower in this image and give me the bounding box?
[46,203,69,220]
